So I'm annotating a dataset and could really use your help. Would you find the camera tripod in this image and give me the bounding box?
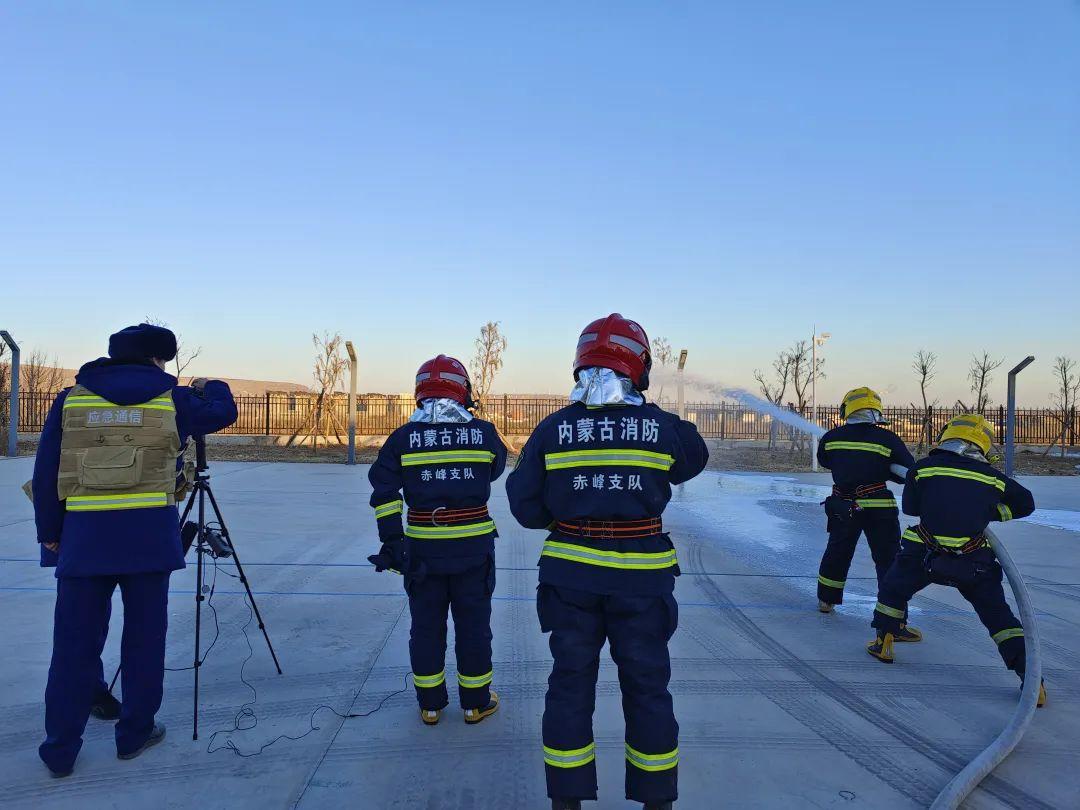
[179,435,283,740]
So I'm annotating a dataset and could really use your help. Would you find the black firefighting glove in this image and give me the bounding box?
[368,536,407,575]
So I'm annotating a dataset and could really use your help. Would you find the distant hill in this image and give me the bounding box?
[43,368,309,396]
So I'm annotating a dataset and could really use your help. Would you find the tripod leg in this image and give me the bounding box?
[193,486,206,740]
[179,490,197,525]
[204,484,283,675]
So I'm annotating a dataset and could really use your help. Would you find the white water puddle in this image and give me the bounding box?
[712,474,1080,535]
[1023,509,1080,533]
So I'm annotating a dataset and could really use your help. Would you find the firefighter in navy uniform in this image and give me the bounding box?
[816,388,918,641]
[867,414,1044,705]
[506,314,708,810]
[368,355,507,725]
[33,324,237,777]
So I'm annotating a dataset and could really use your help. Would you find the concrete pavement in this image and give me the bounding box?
[1,458,1077,809]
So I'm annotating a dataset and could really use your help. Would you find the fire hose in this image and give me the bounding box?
[887,464,1042,809]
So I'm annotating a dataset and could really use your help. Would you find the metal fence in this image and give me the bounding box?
[4,390,1078,447]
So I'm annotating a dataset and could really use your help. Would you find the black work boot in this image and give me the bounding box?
[551,800,581,810]
[118,722,166,760]
[90,690,122,721]
[645,803,674,810]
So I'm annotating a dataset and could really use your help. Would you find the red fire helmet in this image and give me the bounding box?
[573,313,652,389]
[415,355,473,405]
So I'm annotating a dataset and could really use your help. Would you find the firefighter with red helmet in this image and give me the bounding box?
[368,355,507,726]
[507,315,708,810]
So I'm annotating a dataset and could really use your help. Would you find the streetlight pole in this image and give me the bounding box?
[1005,356,1035,478]
[810,329,830,472]
[345,341,358,465]
[1,331,19,458]
[676,349,688,420]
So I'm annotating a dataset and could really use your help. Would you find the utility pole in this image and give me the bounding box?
[676,349,688,420]
[1,331,19,457]
[810,328,830,472]
[1005,356,1034,478]
[345,341,358,465]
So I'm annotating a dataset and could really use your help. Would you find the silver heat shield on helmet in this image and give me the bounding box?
[569,367,645,407]
[409,398,474,424]
[939,437,988,461]
[846,408,888,425]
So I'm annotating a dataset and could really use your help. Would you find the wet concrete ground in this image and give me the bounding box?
[1,459,1077,809]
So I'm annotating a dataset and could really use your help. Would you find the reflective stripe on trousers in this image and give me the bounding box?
[457,670,493,689]
[544,742,596,769]
[625,743,679,772]
[412,671,445,689]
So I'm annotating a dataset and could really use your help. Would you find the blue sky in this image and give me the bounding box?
[2,2,1078,404]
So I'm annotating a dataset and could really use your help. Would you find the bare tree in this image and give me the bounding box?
[650,336,674,400]
[470,321,508,411]
[1046,356,1080,458]
[143,316,202,382]
[287,332,348,450]
[912,349,938,451]
[788,339,824,412]
[754,352,793,406]
[786,340,824,453]
[754,349,793,449]
[968,352,1003,411]
[21,349,64,394]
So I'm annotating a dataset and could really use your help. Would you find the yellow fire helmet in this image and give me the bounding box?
[939,413,995,456]
[840,387,883,420]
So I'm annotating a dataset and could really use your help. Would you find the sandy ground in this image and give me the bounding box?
[1,459,1078,809]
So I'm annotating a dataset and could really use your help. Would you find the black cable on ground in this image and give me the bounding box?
[204,572,411,758]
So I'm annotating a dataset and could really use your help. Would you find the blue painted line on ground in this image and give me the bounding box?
[0,585,1065,619]
[0,558,880,580]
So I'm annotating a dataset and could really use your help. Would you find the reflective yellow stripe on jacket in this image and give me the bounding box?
[374,499,404,519]
[823,440,891,457]
[540,540,677,570]
[914,467,1005,492]
[401,450,495,467]
[544,448,675,471]
[67,492,171,512]
[63,395,175,412]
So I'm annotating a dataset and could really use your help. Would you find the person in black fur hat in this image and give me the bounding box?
[32,323,238,776]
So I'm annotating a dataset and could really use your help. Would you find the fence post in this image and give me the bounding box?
[264,392,271,436]
[1072,406,1077,447]
[1,331,19,457]
[503,394,509,434]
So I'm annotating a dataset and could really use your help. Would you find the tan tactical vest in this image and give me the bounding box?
[57,384,186,512]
